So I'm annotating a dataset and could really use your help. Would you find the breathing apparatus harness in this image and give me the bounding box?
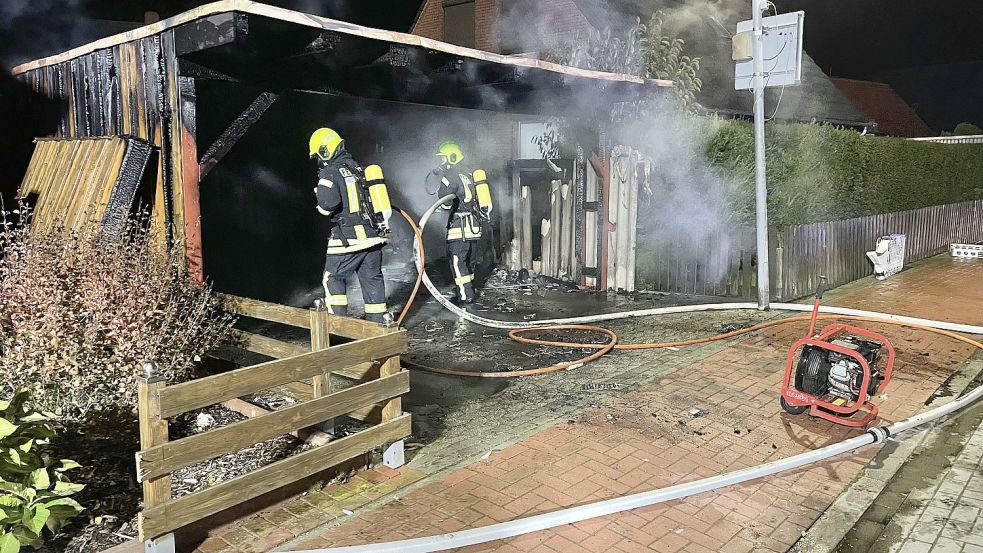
[427,165,492,218]
[322,157,392,247]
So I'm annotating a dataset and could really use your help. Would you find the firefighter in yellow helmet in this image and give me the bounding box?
[426,141,493,303]
[309,128,393,323]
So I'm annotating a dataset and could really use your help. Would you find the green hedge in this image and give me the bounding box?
[704,119,983,229]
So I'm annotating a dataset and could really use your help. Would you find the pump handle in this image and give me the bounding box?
[815,276,827,299]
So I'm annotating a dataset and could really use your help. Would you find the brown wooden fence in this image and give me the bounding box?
[136,295,409,541]
[638,200,983,301]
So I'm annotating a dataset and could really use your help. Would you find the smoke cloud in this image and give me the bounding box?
[617,106,747,284]
[490,0,749,286]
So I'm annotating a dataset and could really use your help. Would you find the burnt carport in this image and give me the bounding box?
[12,0,671,298]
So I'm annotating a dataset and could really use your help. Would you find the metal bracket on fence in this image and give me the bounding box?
[145,532,176,553]
[383,440,405,469]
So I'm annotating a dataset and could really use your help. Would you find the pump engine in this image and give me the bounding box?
[779,277,896,427]
[793,336,884,404]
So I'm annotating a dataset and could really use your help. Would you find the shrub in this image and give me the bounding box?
[705,119,983,228]
[953,122,982,136]
[0,212,235,421]
[0,389,84,551]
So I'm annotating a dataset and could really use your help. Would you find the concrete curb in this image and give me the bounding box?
[790,354,983,553]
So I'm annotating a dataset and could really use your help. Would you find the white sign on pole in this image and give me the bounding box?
[734,11,804,90]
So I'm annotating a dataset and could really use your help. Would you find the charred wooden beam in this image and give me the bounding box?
[177,59,237,81]
[294,32,343,57]
[198,91,279,179]
[173,13,238,56]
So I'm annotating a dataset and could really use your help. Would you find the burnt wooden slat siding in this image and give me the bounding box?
[637,200,983,301]
[20,39,163,145]
[17,30,201,280]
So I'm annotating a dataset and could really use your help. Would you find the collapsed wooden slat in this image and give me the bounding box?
[334,361,378,381]
[278,382,382,424]
[221,398,332,446]
[138,372,409,481]
[228,329,308,359]
[158,331,406,418]
[139,413,411,539]
[17,137,152,235]
[280,381,314,400]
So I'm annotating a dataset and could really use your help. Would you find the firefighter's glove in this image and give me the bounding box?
[479,206,493,221]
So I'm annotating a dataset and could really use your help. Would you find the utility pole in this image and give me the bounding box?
[752,0,770,309]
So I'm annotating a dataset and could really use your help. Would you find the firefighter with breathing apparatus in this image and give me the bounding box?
[426,141,493,303]
[309,128,393,324]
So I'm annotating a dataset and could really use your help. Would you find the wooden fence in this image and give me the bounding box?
[136,295,409,541]
[637,199,983,300]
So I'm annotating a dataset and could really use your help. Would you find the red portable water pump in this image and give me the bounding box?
[779,277,896,427]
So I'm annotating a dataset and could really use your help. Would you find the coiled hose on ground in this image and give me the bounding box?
[393,197,983,377]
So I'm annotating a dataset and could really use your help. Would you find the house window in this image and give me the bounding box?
[518,122,547,159]
[443,0,475,48]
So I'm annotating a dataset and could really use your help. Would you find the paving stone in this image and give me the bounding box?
[192,537,233,553]
[226,255,983,553]
[932,537,964,553]
[895,541,932,553]
[909,521,944,543]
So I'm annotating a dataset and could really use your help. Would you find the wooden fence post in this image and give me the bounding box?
[380,329,405,469]
[137,362,172,545]
[310,300,334,435]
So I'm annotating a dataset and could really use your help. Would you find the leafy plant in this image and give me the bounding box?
[637,13,702,111]
[537,11,703,158]
[0,212,236,422]
[704,119,983,228]
[0,389,84,551]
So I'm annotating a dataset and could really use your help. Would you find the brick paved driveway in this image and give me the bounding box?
[273,256,982,553]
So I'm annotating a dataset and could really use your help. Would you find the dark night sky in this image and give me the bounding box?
[774,0,983,131]
[1,0,981,131]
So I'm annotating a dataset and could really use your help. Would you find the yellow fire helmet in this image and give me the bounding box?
[309,128,344,160]
[436,141,464,165]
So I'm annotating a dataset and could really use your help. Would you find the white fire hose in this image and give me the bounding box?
[414,196,983,336]
[294,196,983,552]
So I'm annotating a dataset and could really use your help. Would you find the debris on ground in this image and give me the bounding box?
[195,412,215,429]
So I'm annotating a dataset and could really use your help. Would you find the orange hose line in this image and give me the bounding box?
[511,315,983,352]
[404,325,618,378]
[395,207,425,328]
[393,210,983,378]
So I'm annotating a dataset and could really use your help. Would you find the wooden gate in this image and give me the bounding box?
[136,295,409,541]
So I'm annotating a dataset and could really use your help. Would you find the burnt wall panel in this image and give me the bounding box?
[17,36,174,240]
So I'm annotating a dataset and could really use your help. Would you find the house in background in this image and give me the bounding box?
[409,0,875,291]
[831,78,935,138]
[411,0,873,129]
